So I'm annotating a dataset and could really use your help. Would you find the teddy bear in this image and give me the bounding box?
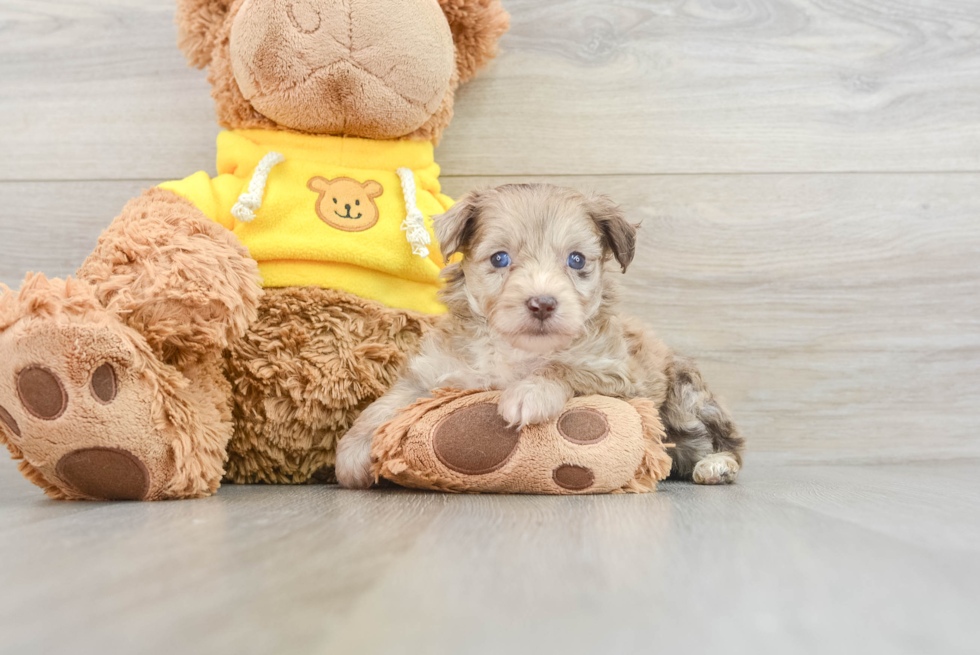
[0,0,511,500]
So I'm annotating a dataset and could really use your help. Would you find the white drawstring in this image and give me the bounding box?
[232,151,285,223]
[396,167,431,259]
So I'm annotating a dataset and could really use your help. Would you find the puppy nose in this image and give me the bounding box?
[345,204,351,211]
[526,296,558,319]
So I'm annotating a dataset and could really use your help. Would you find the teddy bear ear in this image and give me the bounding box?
[176,0,234,69]
[362,180,384,198]
[307,177,329,193]
[438,0,511,84]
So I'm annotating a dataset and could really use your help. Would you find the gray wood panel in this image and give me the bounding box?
[0,459,977,655]
[3,174,978,458]
[0,180,151,282]
[1,0,979,180]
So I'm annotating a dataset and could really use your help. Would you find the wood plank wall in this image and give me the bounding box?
[1,0,978,460]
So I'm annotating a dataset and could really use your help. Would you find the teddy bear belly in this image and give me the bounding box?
[222,286,435,484]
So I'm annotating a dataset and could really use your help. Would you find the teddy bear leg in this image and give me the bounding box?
[77,187,262,369]
[222,287,434,485]
[0,188,257,500]
[0,275,231,500]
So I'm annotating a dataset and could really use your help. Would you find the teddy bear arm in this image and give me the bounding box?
[77,187,262,369]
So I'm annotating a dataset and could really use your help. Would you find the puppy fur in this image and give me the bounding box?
[335,184,744,489]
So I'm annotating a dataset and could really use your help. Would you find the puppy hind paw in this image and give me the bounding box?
[692,452,740,485]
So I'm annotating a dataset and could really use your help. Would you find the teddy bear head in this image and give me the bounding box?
[176,0,509,143]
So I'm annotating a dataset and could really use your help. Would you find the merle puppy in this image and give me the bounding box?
[336,184,743,488]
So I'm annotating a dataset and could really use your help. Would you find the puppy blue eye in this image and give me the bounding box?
[567,252,586,270]
[490,252,511,268]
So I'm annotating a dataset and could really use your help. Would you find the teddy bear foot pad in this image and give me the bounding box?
[0,286,179,500]
[431,402,610,490]
[372,389,672,494]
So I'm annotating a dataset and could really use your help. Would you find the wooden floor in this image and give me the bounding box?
[1,0,979,652]
[1,458,978,655]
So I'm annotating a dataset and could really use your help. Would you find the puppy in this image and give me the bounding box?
[335,184,744,489]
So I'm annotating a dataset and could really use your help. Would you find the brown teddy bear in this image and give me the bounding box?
[0,0,510,500]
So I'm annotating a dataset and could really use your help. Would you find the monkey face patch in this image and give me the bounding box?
[307,177,384,232]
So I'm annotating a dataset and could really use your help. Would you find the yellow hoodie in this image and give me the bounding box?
[159,130,452,315]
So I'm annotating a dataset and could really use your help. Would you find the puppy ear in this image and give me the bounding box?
[586,193,638,273]
[434,192,481,259]
[176,0,233,69]
[438,0,510,84]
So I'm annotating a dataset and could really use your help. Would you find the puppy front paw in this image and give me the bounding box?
[498,379,570,428]
[335,426,376,489]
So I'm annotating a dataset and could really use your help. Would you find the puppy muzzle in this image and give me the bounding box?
[526,296,558,321]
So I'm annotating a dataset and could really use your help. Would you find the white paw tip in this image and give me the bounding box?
[692,455,740,485]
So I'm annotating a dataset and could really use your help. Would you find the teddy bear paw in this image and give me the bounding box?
[0,314,173,500]
[374,391,669,494]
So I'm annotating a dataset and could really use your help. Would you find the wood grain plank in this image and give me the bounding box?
[326,466,980,655]
[446,0,980,175]
[0,460,977,655]
[2,174,978,458]
[0,180,151,282]
[0,0,219,182]
[1,0,979,180]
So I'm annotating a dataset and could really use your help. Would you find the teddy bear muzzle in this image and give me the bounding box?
[229,0,456,137]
